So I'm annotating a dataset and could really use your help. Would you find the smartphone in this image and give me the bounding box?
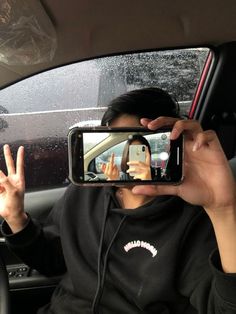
[128,145,146,177]
[129,145,146,163]
[68,126,184,185]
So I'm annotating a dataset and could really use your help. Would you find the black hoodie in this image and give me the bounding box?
[2,184,236,313]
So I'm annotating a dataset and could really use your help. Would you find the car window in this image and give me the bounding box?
[0,48,210,191]
[83,133,110,154]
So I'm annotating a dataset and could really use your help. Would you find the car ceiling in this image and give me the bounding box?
[1,0,236,88]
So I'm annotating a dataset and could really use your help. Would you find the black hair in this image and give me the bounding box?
[101,87,179,126]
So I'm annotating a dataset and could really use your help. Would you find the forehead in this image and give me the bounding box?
[130,139,143,145]
[110,114,141,127]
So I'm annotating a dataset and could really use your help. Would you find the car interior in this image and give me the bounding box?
[1,0,236,313]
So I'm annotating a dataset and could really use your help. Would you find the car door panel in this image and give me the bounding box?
[0,187,66,313]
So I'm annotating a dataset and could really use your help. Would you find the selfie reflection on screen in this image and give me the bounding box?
[83,131,172,182]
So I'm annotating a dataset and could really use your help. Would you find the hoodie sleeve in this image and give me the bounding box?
[0,189,68,277]
[178,210,236,313]
[209,250,236,310]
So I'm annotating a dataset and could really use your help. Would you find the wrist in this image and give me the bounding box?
[208,208,236,273]
[208,204,236,220]
[5,212,28,234]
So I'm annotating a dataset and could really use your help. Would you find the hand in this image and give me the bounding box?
[0,145,27,233]
[133,117,236,216]
[127,147,152,180]
[139,117,236,274]
[101,153,120,180]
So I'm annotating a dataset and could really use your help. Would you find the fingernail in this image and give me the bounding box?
[192,142,200,152]
[147,122,156,130]
[132,187,143,194]
[132,187,138,193]
[170,129,178,140]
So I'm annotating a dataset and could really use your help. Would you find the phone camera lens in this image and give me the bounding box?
[142,146,145,152]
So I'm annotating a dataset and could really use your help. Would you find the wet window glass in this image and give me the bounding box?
[0,48,210,190]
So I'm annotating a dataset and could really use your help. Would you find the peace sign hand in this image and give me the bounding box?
[0,145,27,233]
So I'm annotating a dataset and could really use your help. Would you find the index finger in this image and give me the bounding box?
[3,144,16,175]
[143,117,180,130]
[127,161,140,166]
[170,119,202,140]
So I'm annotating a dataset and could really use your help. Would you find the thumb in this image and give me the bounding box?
[132,184,179,196]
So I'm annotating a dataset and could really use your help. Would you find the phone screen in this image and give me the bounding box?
[68,127,183,185]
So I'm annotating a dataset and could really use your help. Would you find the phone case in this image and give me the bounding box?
[68,126,184,186]
[129,145,146,163]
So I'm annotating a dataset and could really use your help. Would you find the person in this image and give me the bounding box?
[0,87,236,314]
[101,134,156,181]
